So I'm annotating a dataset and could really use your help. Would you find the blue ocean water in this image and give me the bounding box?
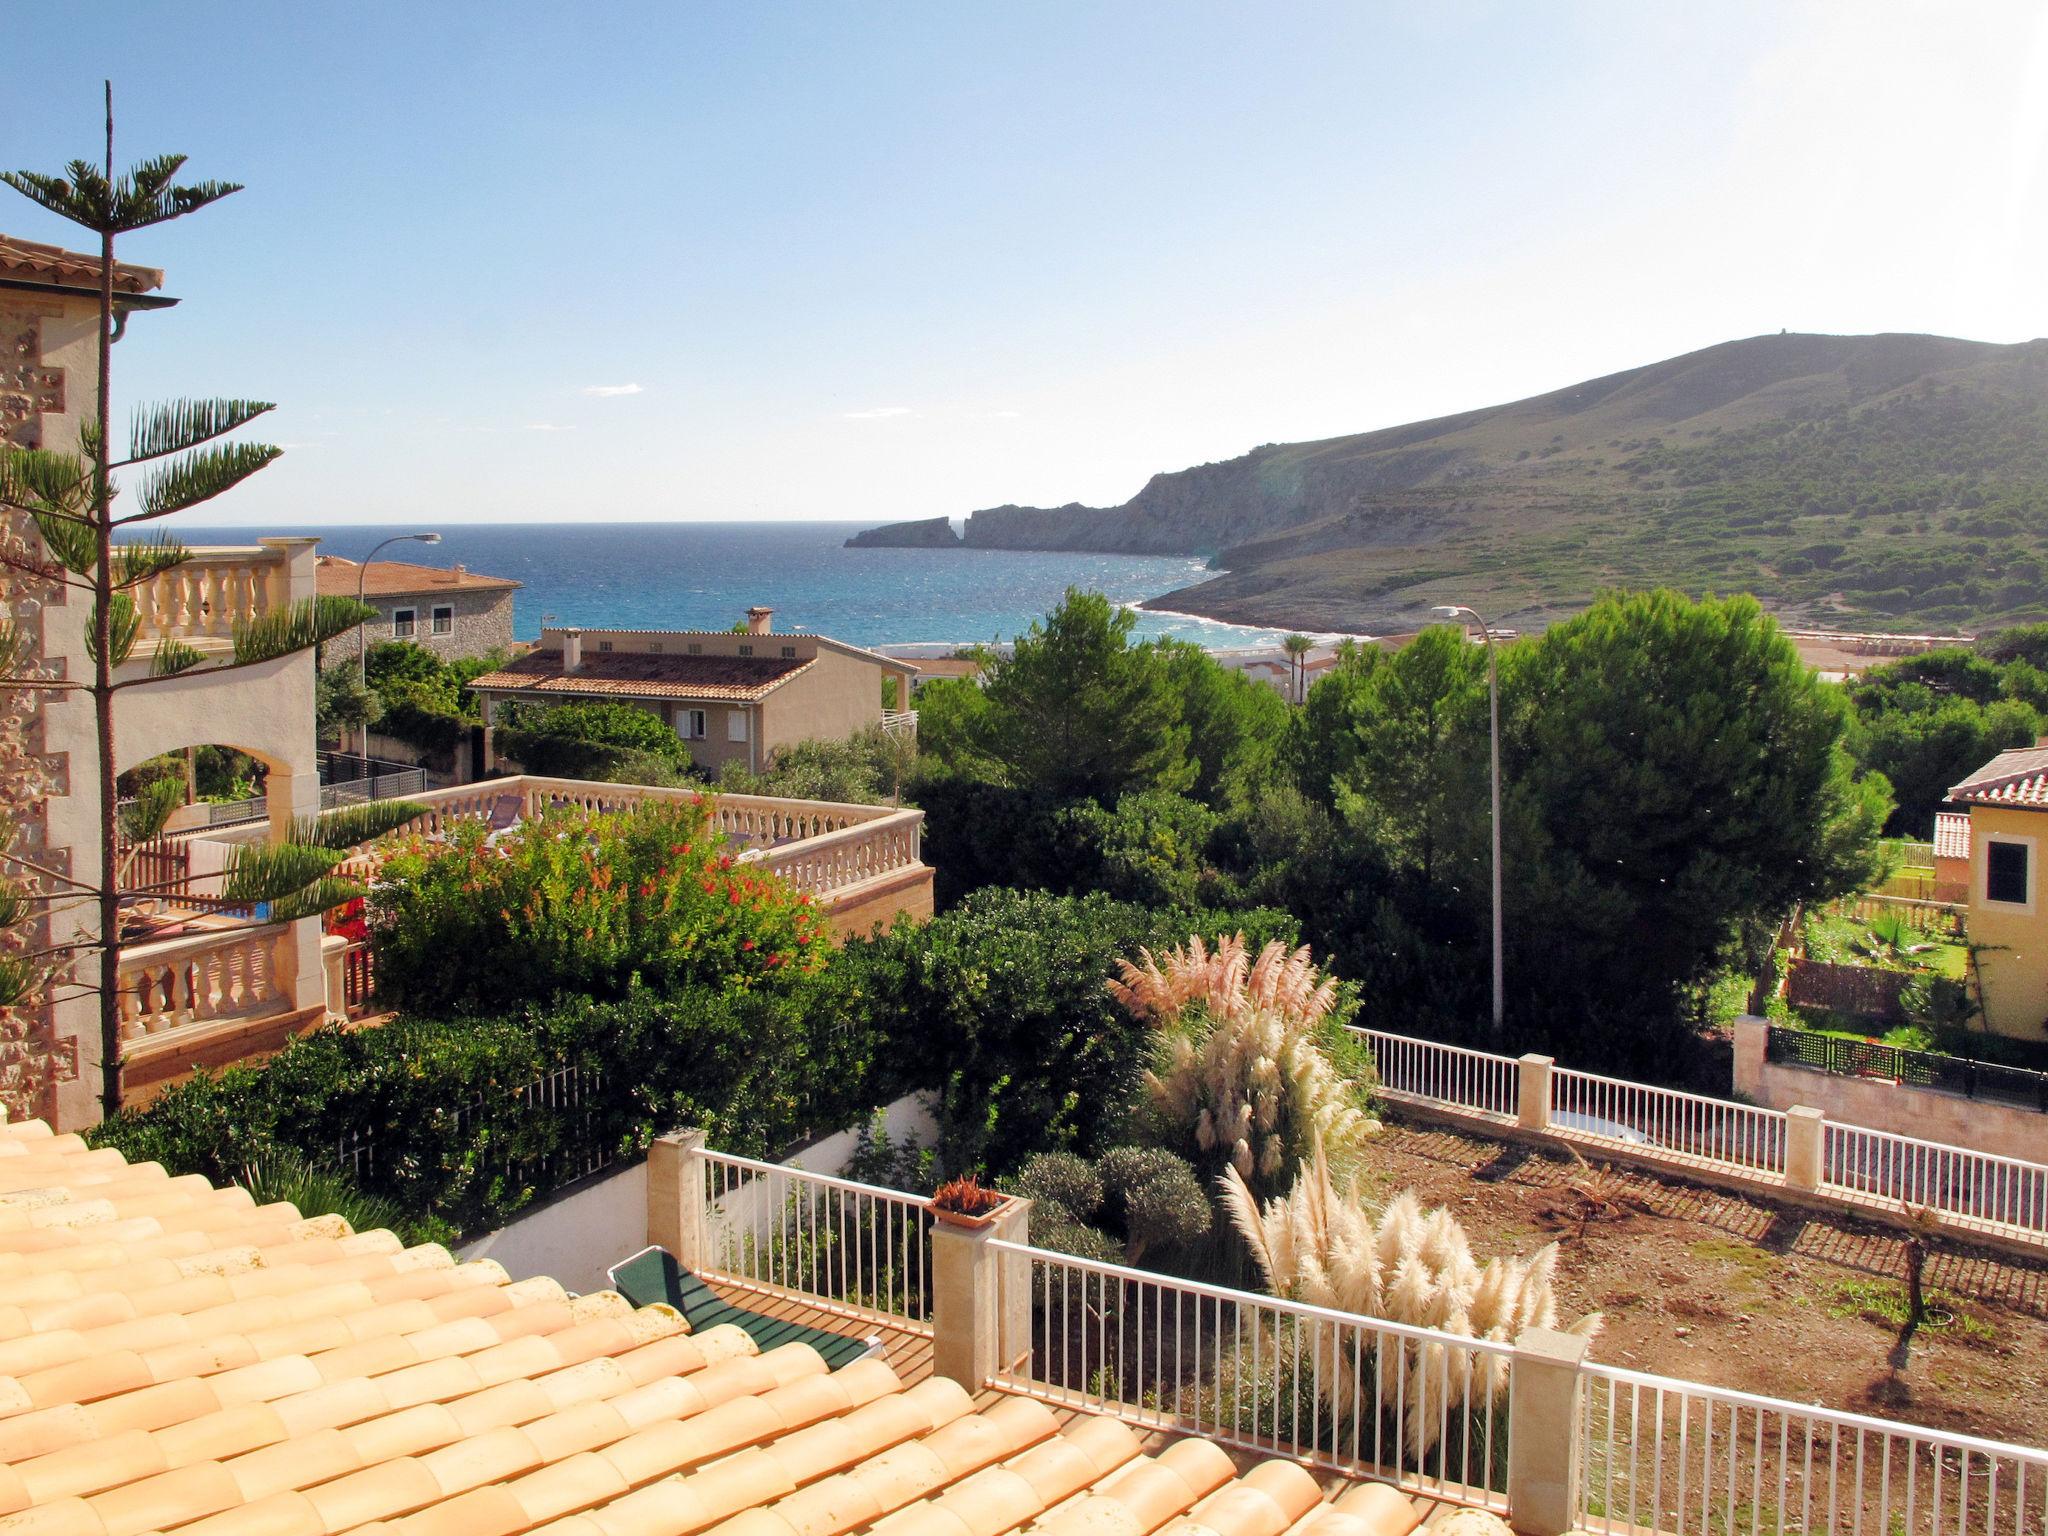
[171,522,1301,650]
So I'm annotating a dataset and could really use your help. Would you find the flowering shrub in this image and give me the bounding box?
[369,798,827,1015]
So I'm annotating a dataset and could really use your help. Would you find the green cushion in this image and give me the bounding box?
[608,1246,875,1371]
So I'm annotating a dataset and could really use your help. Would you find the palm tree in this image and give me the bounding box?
[0,88,421,1116]
[1281,633,1313,704]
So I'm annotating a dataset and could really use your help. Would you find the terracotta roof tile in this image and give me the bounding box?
[467,651,813,704]
[315,558,521,599]
[0,235,163,295]
[1947,745,2048,807]
[0,1122,1410,1536]
[1934,810,1971,861]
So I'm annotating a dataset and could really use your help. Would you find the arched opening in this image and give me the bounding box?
[113,739,294,943]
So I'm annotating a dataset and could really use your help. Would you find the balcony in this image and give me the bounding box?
[124,536,315,663]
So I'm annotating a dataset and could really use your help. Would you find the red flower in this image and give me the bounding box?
[741,939,755,951]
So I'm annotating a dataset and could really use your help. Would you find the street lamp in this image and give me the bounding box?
[357,532,440,750]
[1433,603,1503,1036]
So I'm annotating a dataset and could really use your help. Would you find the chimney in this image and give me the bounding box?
[452,564,467,579]
[746,606,773,636]
[561,628,583,672]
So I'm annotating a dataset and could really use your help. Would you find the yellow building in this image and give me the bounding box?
[1947,744,2048,1042]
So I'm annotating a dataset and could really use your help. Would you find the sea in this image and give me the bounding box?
[170,521,1307,652]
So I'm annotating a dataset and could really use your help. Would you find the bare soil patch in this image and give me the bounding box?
[1372,1115,2048,1449]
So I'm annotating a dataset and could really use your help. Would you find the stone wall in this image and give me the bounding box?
[323,587,515,666]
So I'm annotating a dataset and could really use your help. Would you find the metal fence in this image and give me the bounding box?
[1768,1025,2048,1114]
[1822,1121,2048,1236]
[987,1238,1514,1513]
[1356,1028,1521,1120]
[318,751,428,809]
[695,1149,935,1329]
[1551,1065,1789,1176]
[1581,1359,2048,1536]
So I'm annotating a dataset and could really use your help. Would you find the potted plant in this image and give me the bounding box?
[927,1174,1015,1230]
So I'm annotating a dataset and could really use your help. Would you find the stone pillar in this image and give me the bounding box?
[1732,1016,1768,1102]
[1517,1054,1554,1131]
[931,1211,1010,1389]
[1507,1326,1591,1536]
[320,933,347,1022]
[1784,1105,1825,1192]
[991,1197,1033,1373]
[258,536,321,606]
[646,1128,707,1267]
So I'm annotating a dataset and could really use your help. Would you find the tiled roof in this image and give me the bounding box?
[1947,745,2048,808]
[316,558,522,598]
[541,630,915,673]
[0,234,163,294]
[1934,811,1972,861]
[0,1117,1424,1536]
[467,650,814,703]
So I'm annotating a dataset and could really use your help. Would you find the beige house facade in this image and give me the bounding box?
[469,608,918,775]
[2,235,333,1129]
[315,554,519,665]
[1945,743,2048,1043]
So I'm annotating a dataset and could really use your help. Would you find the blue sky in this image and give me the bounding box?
[7,3,2048,527]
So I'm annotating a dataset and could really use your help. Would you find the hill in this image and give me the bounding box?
[849,332,2048,633]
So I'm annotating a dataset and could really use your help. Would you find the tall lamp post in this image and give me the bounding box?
[356,532,440,751]
[1433,603,1503,1036]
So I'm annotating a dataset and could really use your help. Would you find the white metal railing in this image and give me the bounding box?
[1352,1026,2048,1247]
[1581,1359,2048,1536]
[1823,1122,2048,1238]
[1356,1028,1520,1119]
[695,1149,934,1329]
[1551,1065,1789,1177]
[987,1238,1513,1512]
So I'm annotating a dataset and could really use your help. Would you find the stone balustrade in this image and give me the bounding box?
[341,775,924,901]
[131,545,293,646]
[116,921,296,1041]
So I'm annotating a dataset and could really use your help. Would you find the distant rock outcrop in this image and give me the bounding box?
[844,517,961,549]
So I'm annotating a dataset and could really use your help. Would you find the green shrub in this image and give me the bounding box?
[370,799,827,1016]
[1008,1151,1103,1222]
[495,700,693,781]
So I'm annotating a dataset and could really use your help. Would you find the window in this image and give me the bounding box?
[738,644,753,657]
[1986,838,2032,906]
[598,640,613,653]
[431,605,453,636]
[677,709,707,740]
[649,642,663,654]
[781,645,796,658]
[687,643,702,655]
[392,608,416,638]
[727,710,749,743]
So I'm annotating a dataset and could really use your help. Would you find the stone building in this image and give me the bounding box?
[316,554,519,664]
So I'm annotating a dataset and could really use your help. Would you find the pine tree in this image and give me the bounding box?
[0,87,422,1118]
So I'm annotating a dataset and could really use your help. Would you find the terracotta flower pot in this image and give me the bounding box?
[928,1193,1016,1230]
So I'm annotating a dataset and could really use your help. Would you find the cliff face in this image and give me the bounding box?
[844,517,960,549]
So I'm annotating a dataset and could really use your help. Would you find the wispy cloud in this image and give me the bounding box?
[582,383,643,397]
[523,422,575,432]
[842,405,915,420]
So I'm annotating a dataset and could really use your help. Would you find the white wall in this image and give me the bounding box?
[457,1158,649,1294]
[453,1092,938,1294]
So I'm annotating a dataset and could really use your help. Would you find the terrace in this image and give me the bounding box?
[112,775,931,1096]
[641,1130,2048,1536]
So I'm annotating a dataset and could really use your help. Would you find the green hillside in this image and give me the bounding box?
[857,332,2048,634]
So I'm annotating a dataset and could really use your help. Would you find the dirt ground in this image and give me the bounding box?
[1372,1114,2048,1450]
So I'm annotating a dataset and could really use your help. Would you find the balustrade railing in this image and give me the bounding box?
[117,922,296,1041]
[695,1149,934,1328]
[131,546,290,645]
[333,776,924,901]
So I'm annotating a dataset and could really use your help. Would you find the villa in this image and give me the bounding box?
[468,609,920,776]
[1940,741,2048,1040]
[315,553,522,665]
